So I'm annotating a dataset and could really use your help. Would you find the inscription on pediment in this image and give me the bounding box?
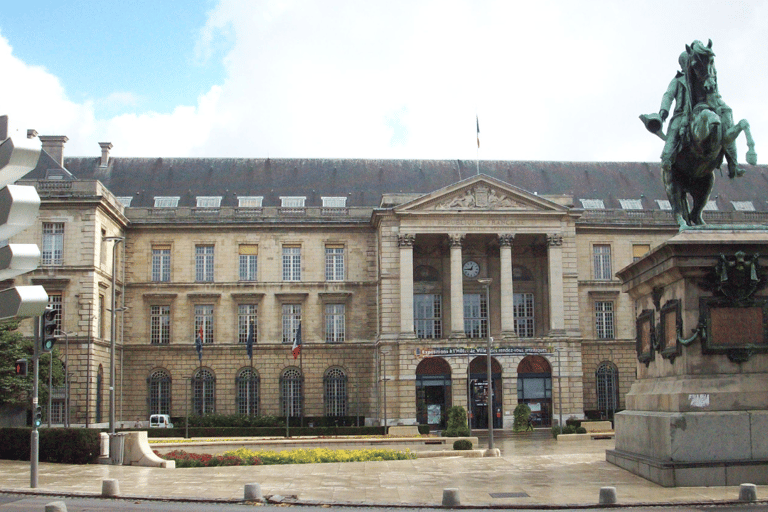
[431,185,532,210]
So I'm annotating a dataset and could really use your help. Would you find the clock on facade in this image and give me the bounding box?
[462,260,480,278]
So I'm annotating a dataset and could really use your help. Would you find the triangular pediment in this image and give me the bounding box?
[394,174,568,213]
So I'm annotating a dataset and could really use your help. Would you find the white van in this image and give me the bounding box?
[149,414,174,428]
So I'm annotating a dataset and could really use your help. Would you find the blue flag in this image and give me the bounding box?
[195,325,203,363]
[246,322,254,360]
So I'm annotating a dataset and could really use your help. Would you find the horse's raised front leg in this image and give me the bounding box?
[725,119,758,165]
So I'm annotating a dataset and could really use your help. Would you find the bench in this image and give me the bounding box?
[582,421,613,433]
[387,425,421,437]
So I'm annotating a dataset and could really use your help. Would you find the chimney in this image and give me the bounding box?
[0,116,7,140]
[27,129,38,139]
[39,135,69,167]
[99,142,113,167]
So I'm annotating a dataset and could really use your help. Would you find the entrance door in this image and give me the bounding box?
[517,356,552,427]
[415,358,452,429]
[468,356,502,429]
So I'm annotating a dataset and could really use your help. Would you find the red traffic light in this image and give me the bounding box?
[15,358,27,376]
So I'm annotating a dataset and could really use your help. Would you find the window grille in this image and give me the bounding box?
[282,246,301,281]
[239,245,258,281]
[150,305,170,344]
[280,196,306,208]
[196,196,222,208]
[414,294,442,338]
[324,367,347,416]
[238,304,258,344]
[325,245,344,281]
[152,247,171,282]
[619,199,643,210]
[464,293,488,338]
[513,293,535,337]
[325,304,345,343]
[195,245,214,282]
[596,362,619,414]
[280,368,303,417]
[148,370,171,415]
[153,196,179,208]
[595,301,615,339]
[192,369,215,415]
[236,368,259,416]
[238,196,263,208]
[282,305,301,343]
[321,197,347,208]
[42,222,64,265]
[195,305,214,344]
[593,244,612,280]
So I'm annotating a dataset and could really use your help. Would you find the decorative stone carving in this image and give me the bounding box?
[448,234,464,247]
[498,234,514,247]
[546,234,563,247]
[432,186,530,210]
[398,234,415,247]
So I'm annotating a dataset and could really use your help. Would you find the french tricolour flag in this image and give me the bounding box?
[292,323,302,359]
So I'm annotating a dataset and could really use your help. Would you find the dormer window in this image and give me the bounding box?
[116,196,133,207]
[238,196,263,208]
[154,196,180,208]
[656,200,672,210]
[703,200,718,211]
[580,199,605,209]
[196,196,222,208]
[619,199,643,210]
[322,197,347,208]
[280,196,306,208]
[732,201,755,211]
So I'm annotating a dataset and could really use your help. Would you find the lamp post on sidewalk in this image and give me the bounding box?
[103,236,124,435]
[477,277,493,450]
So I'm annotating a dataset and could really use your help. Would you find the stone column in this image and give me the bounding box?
[449,234,465,337]
[547,234,565,335]
[399,234,415,337]
[498,234,516,337]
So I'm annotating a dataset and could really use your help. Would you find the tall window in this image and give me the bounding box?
[282,245,301,281]
[414,294,442,339]
[325,304,345,343]
[192,369,215,415]
[239,245,258,281]
[282,304,301,343]
[238,304,258,344]
[464,293,488,338]
[195,245,214,282]
[596,362,619,415]
[324,367,347,416]
[195,305,214,344]
[236,368,259,416]
[513,293,535,338]
[98,295,105,339]
[47,294,62,332]
[148,369,171,415]
[150,305,171,345]
[152,246,171,282]
[281,368,303,417]
[42,222,64,265]
[632,244,650,263]
[593,244,612,280]
[595,301,615,339]
[325,245,344,281]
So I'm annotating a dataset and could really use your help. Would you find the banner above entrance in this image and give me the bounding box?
[415,346,551,358]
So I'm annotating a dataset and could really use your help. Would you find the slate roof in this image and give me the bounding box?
[26,155,768,211]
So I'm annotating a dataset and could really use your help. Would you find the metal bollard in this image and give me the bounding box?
[45,502,67,512]
[244,483,264,501]
[739,483,757,502]
[599,486,617,504]
[102,478,120,497]
[442,488,461,507]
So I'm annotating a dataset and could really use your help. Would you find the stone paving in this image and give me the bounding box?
[0,435,766,507]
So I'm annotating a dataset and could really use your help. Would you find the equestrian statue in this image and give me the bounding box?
[640,39,757,229]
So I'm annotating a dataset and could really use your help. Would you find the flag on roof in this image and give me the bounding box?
[476,115,480,148]
[292,323,302,359]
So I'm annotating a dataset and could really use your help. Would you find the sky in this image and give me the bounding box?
[0,0,766,163]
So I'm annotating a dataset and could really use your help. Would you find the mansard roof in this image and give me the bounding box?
[25,155,768,211]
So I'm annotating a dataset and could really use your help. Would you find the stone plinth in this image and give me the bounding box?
[607,229,768,486]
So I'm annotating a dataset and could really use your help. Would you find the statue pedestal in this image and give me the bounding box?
[607,229,768,486]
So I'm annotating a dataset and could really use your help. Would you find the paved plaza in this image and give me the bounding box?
[0,435,765,507]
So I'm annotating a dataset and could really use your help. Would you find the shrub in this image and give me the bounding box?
[453,439,473,450]
[562,425,577,435]
[442,406,470,437]
[565,417,581,428]
[512,403,531,432]
[550,425,562,438]
[0,428,99,464]
[155,449,250,468]
[220,447,415,465]
[575,426,587,434]
[417,424,430,435]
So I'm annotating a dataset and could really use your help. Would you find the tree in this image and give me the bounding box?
[442,405,470,437]
[0,320,64,409]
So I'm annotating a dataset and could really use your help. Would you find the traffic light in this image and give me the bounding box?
[40,307,57,352]
[15,358,27,376]
[33,405,42,428]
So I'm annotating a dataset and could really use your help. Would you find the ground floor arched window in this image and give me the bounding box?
[468,356,501,429]
[324,367,347,416]
[192,368,216,415]
[281,367,303,418]
[148,369,171,415]
[517,355,552,427]
[236,368,259,416]
[596,361,619,418]
[416,357,452,429]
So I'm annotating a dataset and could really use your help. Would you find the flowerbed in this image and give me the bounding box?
[155,447,414,467]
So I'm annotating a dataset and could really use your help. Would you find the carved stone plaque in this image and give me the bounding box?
[709,307,763,347]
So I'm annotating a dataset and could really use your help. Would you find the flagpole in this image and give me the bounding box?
[476,114,480,175]
[299,322,304,430]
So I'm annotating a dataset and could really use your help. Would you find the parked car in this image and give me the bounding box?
[149,414,173,428]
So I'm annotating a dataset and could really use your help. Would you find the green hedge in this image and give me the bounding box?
[0,428,100,464]
[135,426,386,438]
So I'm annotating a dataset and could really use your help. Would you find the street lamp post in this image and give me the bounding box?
[104,236,124,435]
[477,277,493,450]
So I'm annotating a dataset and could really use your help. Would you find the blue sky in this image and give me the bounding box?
[0,0,767,163]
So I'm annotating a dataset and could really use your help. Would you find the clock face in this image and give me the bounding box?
[463,260,480,278]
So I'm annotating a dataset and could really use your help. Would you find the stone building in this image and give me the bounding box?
[11,137,768,429]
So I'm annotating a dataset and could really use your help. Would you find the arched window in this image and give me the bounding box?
[192,369,216,415]
[148,369,171,415]
[596,361,619,416]
[324,367,347,416]
[236,368,259,416]
[280,368,303,417]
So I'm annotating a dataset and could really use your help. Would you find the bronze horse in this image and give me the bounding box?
[642,40,757,229]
